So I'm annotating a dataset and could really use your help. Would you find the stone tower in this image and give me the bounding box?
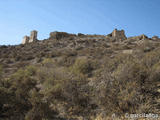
[22,36,30,44]
[112,29,127,40]
[22,30,38,44]
[29,30,38,43]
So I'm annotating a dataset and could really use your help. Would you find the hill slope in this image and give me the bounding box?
[0,29,160,120]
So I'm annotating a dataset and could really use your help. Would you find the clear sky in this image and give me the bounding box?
[0,0,160,45]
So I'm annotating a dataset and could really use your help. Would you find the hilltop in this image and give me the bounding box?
[1,29,160,77]
[0,29,160,120]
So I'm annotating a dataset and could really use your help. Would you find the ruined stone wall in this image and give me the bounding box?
[29,30,38,43]
[22,29,158,45]
[111,29,127,40]
[49,32,76,40]
[22,30,38,44]
[22,36,30,44]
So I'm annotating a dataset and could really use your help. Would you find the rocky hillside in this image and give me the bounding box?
[1,29,160,77]
[0,29,160,120]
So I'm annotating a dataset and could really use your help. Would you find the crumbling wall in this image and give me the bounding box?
[29,30,38,43]
[111,29,127,40]
[49,31,76,40]
[22,30,38,44]
[22,36,30,44]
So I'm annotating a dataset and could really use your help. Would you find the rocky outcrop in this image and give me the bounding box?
[138,34,148,40]
[128,34,148,41]
[152,36,159,40]
[77,33,85,37]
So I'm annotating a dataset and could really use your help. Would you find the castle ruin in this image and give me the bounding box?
[29,30,38,43]
[22,36,30,44]
[22,30,38,44]
[22,29,156,45]
[49,31,76,40]
[111,29,127,40]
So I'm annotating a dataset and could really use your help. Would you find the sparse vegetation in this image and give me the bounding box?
[0,31,160,119]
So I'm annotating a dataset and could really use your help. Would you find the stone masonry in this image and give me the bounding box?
[22,30,38,44]
[112,29,127,40]
[22,36,30,44]
[29,30,38,43]
[49,31,75,40]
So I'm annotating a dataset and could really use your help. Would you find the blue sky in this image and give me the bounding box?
[0,0,160,45]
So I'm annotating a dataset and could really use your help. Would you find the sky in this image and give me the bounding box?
[0,0,160,45]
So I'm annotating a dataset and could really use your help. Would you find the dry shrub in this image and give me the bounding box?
[91,53,158,117]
